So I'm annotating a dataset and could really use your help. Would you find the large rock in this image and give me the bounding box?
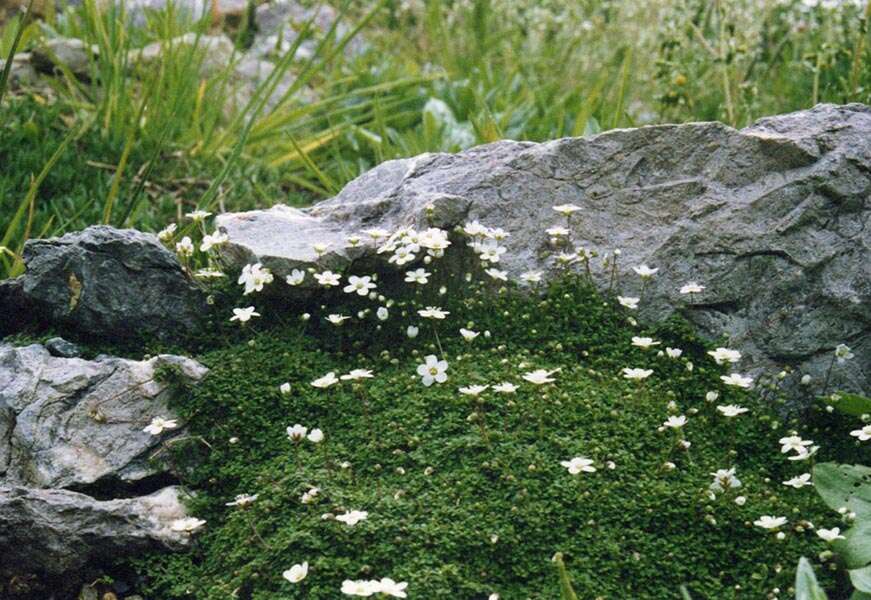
[0,343,207,489]
[0,277,29,336]
[0,484,189,576]
[19,225,206,341]
[217,103,870,398]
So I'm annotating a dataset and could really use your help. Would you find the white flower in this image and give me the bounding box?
[622,367,653,380]
[709,468,741,493]
[546,226,570,237]
[341,369,374,381]
[484,268,508,281]
[779,435,814,454]
[417,355,448,386]
[492,382,518,393]
[143,416,178,435]
[560,456,596,475]
[406,326,419,339]
[175,236,194,257]
[377,578,409,598]
[335,510,368,526]
[782,473,812,489]
[835,344,854,363]
[708,347,742,365]
[327,314,350,325]
[312,242,330,256]
[226,493,258,507]
[186,209,212,222]
[344,275,377,296]
[519,271,543,284]
[717,404,748,417]
[631,336,660,349]
[754,515,787,530]
[157,223,177,241]
[314,271,342,287]
[364,228,390,241]
[376,307,389,321]
[705,391,719,402]
[301,487,320,504]
[341,579,380,596]
[663,415,687,429]
[617,296,640,310]
[286,269,305,286]
[679,282,705,294]
[280,382,291,395]
[171,517,206,532]
[237,263,274,295]
[405,268,430,284]
[788,445,820,461]
[489,594,500,600]
[200,231,228,252]
[522,369,558,385]
[418,307,449,319]
[230,306,260,323]
[195,268,225,279]
[632,265,658,278]
[311,372,339,388]
[283,562,309,583]
[720,373,753,388]
[817,527,845,542]
[665,347,682,358]
[287,424,308,441]
[459,384,488,396]
[463,220,489,237]
[307,428,324,443]
[460,328,479,342]
[552,203,582,215]
[851,425,871,441]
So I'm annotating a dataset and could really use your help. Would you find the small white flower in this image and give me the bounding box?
[157,223,177,241]
[314,271,342,287]
[417,355,448,386]
[459,384,489,396]
[779,435,814,454]
[200,231,228,252]
[631,336,660,349]
[709,468,741,493]
[720,373,753,389]
[171,517,206,532]
[484,268,508,281]
[238,263,274,295]
[312,242,330,256]
[522,369,558,385]
[492,382,518,393]
[335,510,368,526]
[341,579,380,596]
[519,271,543,284]
[301,487,320,504]
[286,269,305,286]
[708,347,742,365]
[782,473,812,489]
[663,415,687,429]
[460,328,479,342]
[343,275,377,296]
[307,428,324,443]
[560,456,596,475]
[552,203,582,215]
[311,372,339,388]
[705,391,719,402]
[717,404,748,417]
[230,306,260,323]
[679,282,705,294]
[851,425,871,441]
[622,367,653,381]
[817,527,845,542]
[327,314,350,325]
[286,424,308,441]
[406,325,419,339]
[143,416,178,435]
[405,268,430,284]
[186,210,212,222]
[754,515,787,530]
[835,344,854,363]
[617,296,640,310]
[280,382,291,395]
[175,236,194,257]
[341,369,374,381]
[377,578,409,598]
[418,307,449,319]
[665,347,683,358]
[226,493,258,507]
[283,562,309,583]
[633,265,658,278]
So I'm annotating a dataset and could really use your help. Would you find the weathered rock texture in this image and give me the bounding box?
[0,343,207,488]
[217,103,870,398]
[19,225,206,341]
[0,484,189,575]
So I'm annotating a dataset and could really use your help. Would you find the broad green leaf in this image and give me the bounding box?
[850,591,871,600]
[795,557,828,600]
[824,393,871,418]
[850,565,871,593]
[842,522,871,570]
[814,463,871,520]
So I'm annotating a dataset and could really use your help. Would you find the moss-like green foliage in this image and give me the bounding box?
[132,278,858,599]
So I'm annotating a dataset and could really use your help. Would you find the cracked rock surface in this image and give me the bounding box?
[217,103,870,399]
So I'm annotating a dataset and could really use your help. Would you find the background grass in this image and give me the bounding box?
[1,0,870,279]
